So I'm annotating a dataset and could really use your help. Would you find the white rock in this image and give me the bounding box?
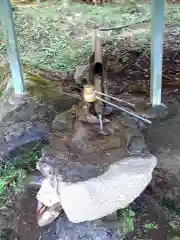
[36,154,157,223]
[37,178,60,207]
[60,154,157,223]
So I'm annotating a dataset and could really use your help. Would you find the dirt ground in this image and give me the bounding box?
[16,190,40,240]
[1,0,180,239]
[8,47,179,240]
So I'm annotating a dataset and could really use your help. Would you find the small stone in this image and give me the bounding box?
[79,114,110,124]
[121,116,139,129]
[141,104,168,120]
[124,125,148,152]
[74,64,89,85]
[104,105,113,116]
[0,155,5,163]
[12,103,36,122]
[5,127,25,143]
[0,142,11,157]
[127,135,149,155]
[123,118,149,155]
[40,214,121,240]
[52,111,74,133]
[25,170,45,189]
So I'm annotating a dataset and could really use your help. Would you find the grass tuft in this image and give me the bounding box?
[0,150,41,208]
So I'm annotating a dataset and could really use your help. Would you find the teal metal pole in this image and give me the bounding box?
[0,0,24,94]
[150,0,165,106]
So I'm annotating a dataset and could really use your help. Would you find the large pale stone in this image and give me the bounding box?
[37,154,157,223]
[59,154,157,223]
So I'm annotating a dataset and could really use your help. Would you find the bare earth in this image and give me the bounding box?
[6,48,180,239]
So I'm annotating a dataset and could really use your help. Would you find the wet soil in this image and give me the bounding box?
[16,190,40,240]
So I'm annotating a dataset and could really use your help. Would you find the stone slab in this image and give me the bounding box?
[58,154,157,223]
[37,154,157,223]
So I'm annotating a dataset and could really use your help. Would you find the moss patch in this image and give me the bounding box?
[24,70,63,101]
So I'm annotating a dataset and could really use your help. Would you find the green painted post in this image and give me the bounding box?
[150,0,165,106]
[0,0,24,95]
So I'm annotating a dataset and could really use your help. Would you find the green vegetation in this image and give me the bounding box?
[0,0,180,72]
[0,150,41,208]
[169,212,180,231]
[24,71,62,101]
[0,64,63,102]
[143,221,159,230]
[13,1,149,71]
[170,219,180,230]
[118,208,135,235]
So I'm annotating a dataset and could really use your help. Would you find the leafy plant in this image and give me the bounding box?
[143,221,159,230]
[118,208,135,235]
[169,214,180,230]
[0,150,41,208]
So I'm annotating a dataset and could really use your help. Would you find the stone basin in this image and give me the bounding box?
[36,106,157,224]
